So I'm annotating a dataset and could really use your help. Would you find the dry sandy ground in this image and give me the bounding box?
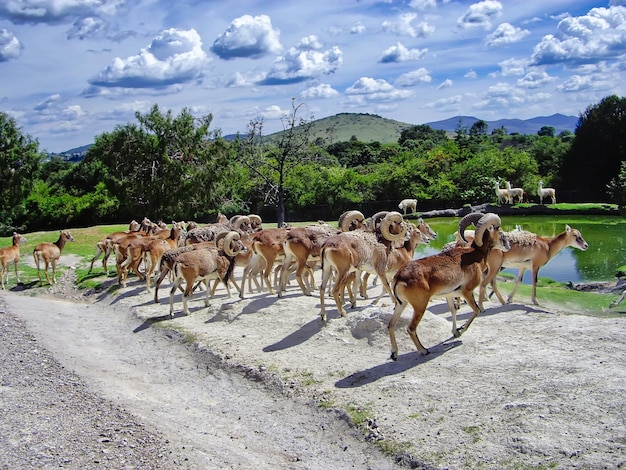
[4,255,626,469]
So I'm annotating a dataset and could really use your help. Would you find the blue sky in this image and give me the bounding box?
[1,1,625,153]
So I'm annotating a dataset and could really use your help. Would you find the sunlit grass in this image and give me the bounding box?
[492,277,622,317]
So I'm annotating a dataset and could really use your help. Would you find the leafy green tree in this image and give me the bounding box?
[0,112,43,233]
[490,126,506,143]
[398,124,448,150]
[559,95,626,198]
[326,138,380,166]
[607,161,626,209]
[538,126,556,137]
[78,105,229,221]
[530,136,570,178]
[470,119,489,137]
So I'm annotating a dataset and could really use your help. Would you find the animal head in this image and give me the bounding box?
[13,232,27,245]
[416,217,437,240]
[565,225,589,251]
[61,230,74,242]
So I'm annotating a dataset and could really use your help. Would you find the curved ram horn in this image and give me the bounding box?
[473,213,501,247]
[338,210,365,232]
[379,211,407,242]
[458,212,485,244]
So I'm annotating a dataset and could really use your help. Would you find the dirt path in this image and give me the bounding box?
[1,290,401,469]
[2,262,626,469]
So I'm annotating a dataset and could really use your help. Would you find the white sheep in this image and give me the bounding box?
[538,181,556,205]
[398,198,417,215]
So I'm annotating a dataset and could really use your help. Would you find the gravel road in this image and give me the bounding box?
[0,286,401,469]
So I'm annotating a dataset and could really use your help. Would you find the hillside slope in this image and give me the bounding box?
[54,112,579,156]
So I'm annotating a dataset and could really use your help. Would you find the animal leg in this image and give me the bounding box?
[88,243,104,274]
[457,288,483,334]
[387,299,409,360]
[610,290,626,308]
[319,264,333,322]
[446,296,460,337]
[169,278,181,317]
[13,260,20,285]
[506,268,527,304]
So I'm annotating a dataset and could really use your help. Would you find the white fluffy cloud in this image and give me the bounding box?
[0,28,22,61]
[531,6,626,65]
[485,23,530,47]
[395,68,432,86]
[0,0,124,23]
[299,83,339,99]
[381,13,434,38]
[457,0,503,30]
[67,16,107,40]
[261,41,343,85]
[516,70,555,89]
[345,77,412,102]
[211,14,282,60]
[90,28,209,88]
[379,42,428,63]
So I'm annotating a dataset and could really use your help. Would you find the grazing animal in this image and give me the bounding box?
[87,219,142,274]
[538,181,556,205]
[33,230,75,285]
[278,223,340,297]
[318,211,407,321]
[387,212,510,359]
[482,225,588,305]
[239,227,291,298]
[398,198,418,215]
[168,232,245,317]
[0,232,28,289]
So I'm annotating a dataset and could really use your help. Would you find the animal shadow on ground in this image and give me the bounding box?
[132,312,187,333]
[262,317,324,352]
[9,280,39,291]
[335,338,462,389]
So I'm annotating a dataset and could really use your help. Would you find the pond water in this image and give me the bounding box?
[413,215,626,285]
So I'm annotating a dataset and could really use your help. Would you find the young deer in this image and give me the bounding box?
[33,230,74,285]
[0,232,28,289]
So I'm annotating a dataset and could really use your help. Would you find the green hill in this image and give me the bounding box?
[268,112,413,145]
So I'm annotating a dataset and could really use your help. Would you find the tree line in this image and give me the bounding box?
[1,95,625,235]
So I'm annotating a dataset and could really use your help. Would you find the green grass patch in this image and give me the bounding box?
[493,279,622,316]
[375,439,413,458]
[345,403,373,426]
[462,425,482,444]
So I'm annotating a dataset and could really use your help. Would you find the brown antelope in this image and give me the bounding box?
[87,219,142,274]
[169,232,245,317]
[481,225,588,306]
[278,223,340,297]
[318,211,407,321]
[33,230,74,286]
[388,213,510,359]
[0,232,28,289]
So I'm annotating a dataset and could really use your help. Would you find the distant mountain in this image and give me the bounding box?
[57,112,579,156]
[425,113,578,135]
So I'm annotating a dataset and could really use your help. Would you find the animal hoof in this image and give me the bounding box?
[453,329,462,338]
[390,352,398,361]
[420,349,430,356]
